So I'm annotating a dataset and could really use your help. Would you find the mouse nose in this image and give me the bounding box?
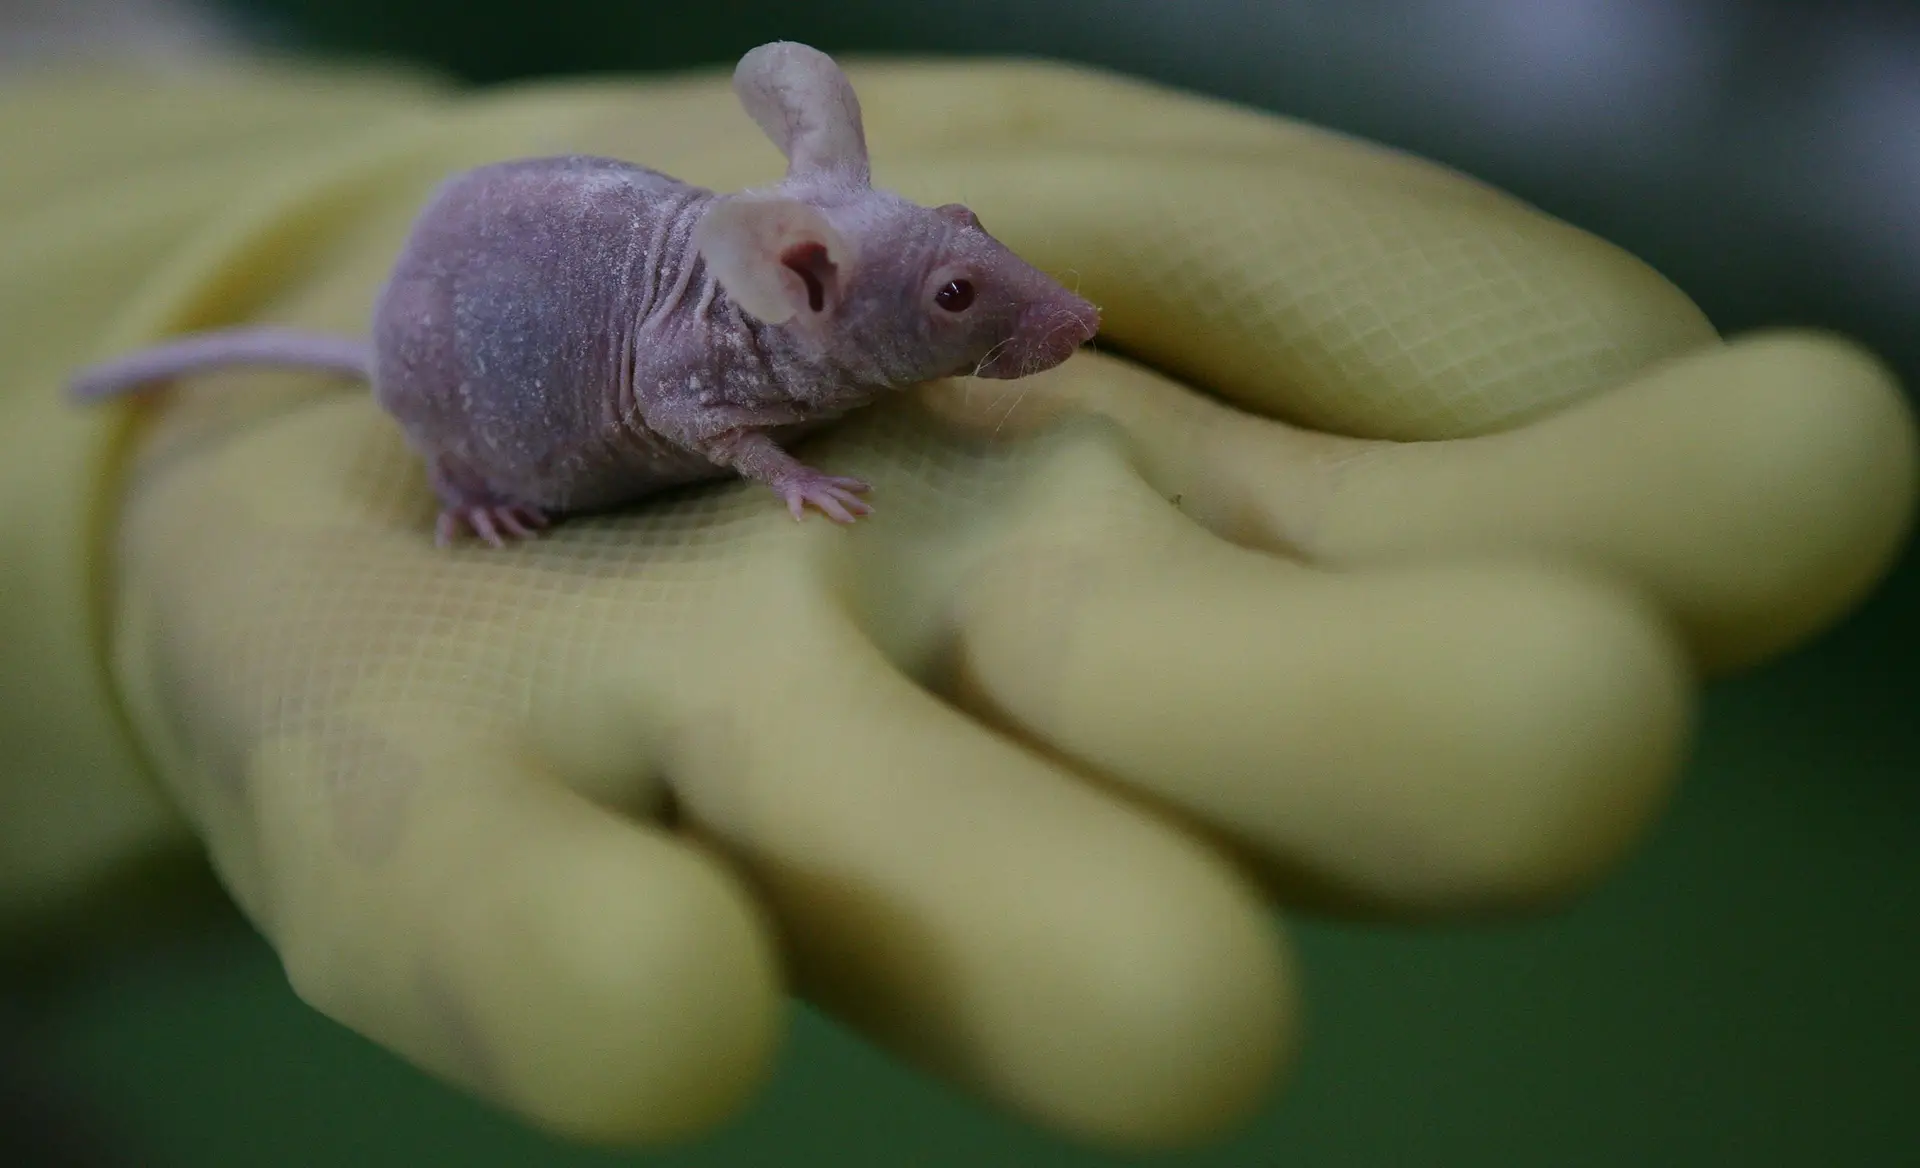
[1021,293,1102,367]
[1036,291,1100,345]
[976,292,1101,379]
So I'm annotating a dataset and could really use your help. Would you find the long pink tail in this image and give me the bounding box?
[67,326,373,402]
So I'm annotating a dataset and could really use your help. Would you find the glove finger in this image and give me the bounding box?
[648,629,1294,1151]
[1286,331,1920,672]
[925,332,1917,675]
[936,440,1692,915]
[239,721,783,1146]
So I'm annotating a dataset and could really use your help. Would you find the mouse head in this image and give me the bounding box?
[693,41,1101,384]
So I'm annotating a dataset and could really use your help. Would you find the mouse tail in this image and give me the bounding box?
[67,325,374,403]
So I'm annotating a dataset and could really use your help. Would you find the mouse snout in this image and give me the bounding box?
[973,292,1100,379]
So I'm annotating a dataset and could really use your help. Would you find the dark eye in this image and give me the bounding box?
[935,279,975,312]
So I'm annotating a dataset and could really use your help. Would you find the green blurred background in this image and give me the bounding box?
[9,1,1919,1164]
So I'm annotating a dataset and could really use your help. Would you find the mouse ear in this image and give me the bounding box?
[733,41,871,185]
[694,194,860,325]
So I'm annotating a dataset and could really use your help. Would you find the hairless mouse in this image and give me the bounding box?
[67,41,1102,546]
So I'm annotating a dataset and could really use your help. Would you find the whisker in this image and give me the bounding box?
[970,334,1016,379]
[991,387,1031,436]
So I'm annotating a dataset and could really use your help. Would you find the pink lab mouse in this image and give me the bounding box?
[68,41,1101,546]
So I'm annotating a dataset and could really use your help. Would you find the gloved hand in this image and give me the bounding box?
[7,56,1914,1151]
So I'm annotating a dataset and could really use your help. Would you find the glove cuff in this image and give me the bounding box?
[0,62,459,938]
[0,376,190,936]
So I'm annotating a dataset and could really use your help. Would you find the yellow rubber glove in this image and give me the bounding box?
[5,56,1915,1151]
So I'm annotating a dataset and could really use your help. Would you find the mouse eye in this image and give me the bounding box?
[935,279,975,312]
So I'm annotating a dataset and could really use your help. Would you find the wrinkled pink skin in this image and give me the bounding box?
[375,155,1098,541]
[65,42,1101,547]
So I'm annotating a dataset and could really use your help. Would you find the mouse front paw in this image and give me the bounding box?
[772,466,873,524]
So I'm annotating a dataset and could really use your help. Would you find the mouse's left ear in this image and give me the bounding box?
[732,41,871,185]
[695,194,861,325]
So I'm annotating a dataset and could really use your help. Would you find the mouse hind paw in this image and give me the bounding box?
[428,460,553,548]
[435,502,552,548]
